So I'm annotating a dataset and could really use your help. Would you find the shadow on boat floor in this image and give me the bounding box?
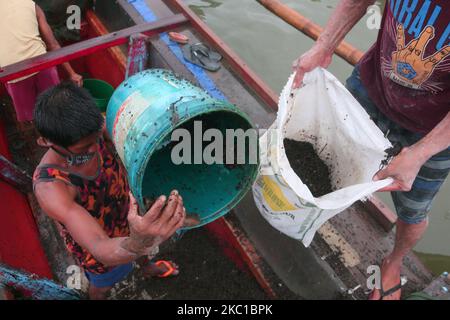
[109,228,270,300]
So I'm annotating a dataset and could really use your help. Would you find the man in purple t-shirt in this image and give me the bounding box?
[293,0,449,300]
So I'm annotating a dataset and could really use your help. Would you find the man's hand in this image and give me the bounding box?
[374,147,427,192]
[291,0,376,89]
[125,191,185,254]
[292,44,333,89]
[70,73,83,87]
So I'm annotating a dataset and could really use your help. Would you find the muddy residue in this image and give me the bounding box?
[380,143,402,169]
[110,228,268,300]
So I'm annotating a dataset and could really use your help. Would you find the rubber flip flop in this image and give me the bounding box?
[182,43,221,72]
[153,260,178,278]
[168,32,189,44]
[191,43,222,62]
[370,276,407,300]
[378,281,403,300]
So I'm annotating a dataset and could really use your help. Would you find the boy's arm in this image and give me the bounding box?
[292,0,376,88]
[35,4,83,87]
[35,181,185,267]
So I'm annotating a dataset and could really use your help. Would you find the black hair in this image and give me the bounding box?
[34,82,104,148]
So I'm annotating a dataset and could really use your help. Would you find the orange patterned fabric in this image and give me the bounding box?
[33,138,130,274]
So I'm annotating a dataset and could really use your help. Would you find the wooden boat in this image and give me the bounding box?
[0,0,435,300]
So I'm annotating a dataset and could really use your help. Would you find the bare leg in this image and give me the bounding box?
[88,284,113,300]
[369,219,428,300]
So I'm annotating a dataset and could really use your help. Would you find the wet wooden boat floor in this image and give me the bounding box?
[109,228,269,300]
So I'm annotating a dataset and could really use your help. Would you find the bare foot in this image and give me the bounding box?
[142,260,179,278]
[368,257,402,300]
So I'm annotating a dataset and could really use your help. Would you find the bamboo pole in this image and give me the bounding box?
[256,0,364,66]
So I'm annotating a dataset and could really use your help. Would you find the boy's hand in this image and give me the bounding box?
[126,191,185,254]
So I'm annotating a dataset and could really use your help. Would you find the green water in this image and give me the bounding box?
[185,0,450,274]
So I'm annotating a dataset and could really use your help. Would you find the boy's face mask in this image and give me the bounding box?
[51,138,99,167]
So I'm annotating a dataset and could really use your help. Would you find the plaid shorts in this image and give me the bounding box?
[346,67,450,224]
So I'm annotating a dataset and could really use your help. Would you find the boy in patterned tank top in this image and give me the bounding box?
[33,82,186,299]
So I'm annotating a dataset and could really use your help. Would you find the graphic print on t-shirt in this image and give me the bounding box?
[381,0,450,93]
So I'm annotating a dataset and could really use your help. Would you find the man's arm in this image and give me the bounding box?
[414,112,450,160]
[292,0,376,88]
[35,181,185,267]
[35,5,83,86]
[375,112,450,192]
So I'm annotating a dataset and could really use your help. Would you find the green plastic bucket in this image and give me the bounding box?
[405,292,437,300]
[83,79,114,112]
[106,69,259,229]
